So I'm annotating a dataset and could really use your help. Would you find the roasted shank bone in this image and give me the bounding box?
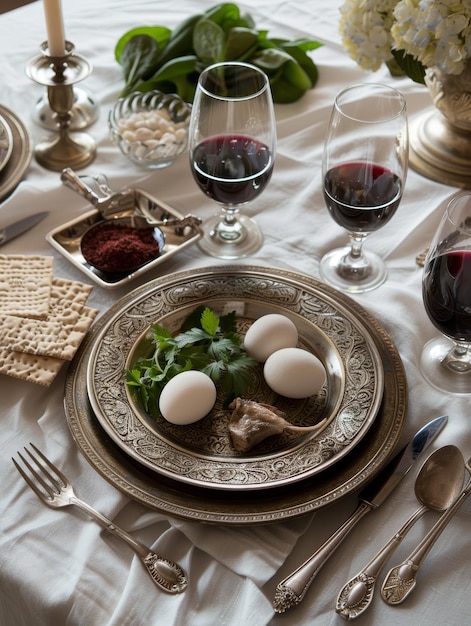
[228,398,327,452]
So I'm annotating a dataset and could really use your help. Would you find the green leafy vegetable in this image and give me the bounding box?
[119,35,161,95]
[225,27,259,60]
[193,18,225,65]
[115,26,171,64]
[115,2,322,103]
[391,48,426,85]
[126,306,257,419]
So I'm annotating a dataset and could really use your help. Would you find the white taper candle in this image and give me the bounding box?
[42,0,66,56]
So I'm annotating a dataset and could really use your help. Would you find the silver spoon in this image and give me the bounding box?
[335,445,464,620]
[381,453,471,605]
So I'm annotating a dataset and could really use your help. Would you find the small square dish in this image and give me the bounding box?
[46,190,203,289]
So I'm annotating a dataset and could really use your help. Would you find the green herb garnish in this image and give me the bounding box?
[115,3,322,103]
[126,306,256,418]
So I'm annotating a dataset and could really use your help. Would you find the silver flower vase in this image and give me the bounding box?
[409,59,471,187]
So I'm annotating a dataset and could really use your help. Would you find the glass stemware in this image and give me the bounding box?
[420,192,471,395]
[188,61,276,259]
[320,83,409,293]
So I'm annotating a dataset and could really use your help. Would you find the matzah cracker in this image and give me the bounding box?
[0,254,53,319]
[0,347,64,386]
[46,276,94,317]
[4,305,98,360]
[2,276,97,360]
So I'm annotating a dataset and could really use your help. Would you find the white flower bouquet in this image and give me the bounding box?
[339,0,471,83]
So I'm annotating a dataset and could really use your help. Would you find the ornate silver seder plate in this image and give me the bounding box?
[85,265,385,491]
[65,265,407,524]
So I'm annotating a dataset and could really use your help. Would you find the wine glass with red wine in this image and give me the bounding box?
[420,192,471,395]
[189,61,276,259]
[320,83,408,292]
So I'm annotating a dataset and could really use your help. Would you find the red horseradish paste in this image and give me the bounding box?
[81,221,161,273]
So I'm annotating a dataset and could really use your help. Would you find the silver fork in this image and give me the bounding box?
[13,443,187,594]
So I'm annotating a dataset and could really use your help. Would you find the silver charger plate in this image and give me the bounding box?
[64,265,407,525]
[0,106,32,203]
[85,265,384,491]
[0,113,13,174]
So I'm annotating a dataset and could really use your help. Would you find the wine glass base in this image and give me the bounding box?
[198,213,263,260]
[420,336,471,395]
[319,246,387,294]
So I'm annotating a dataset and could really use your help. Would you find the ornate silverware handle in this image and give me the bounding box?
[71,495,188,594]
[13,443,187,595]
[273,501,372,613]
[381,475,471,605]
[61,167,112,206]
[335,504,427,620]
[61,167,135,215]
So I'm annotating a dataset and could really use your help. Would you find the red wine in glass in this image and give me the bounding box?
[323,162,403,233]
[192,134,273,205]
[423,250,471,342]
[188,61,276,259]
[320,83,408,293]
[420,192,471,395]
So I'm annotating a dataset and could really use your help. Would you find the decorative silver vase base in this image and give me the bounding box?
[409,108,471,188]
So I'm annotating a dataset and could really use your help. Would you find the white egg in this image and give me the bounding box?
[244,314,298,362]
[263,347,326,399]
[159,370,217,425]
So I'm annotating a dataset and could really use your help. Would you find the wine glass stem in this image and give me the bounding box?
[211,206,245,243]
[223,206,237,226]
[348,232,366,261]
[442,343,471,373]
[333,232,371,281]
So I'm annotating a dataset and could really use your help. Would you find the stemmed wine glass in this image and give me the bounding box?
[420,192,471,395]
[188,61,276,259]
[320,83,409,292]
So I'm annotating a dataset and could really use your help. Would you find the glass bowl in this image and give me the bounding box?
[108,91,191,169]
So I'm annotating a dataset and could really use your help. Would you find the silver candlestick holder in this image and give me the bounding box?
[32,83,99,131]
[26,41,96,171]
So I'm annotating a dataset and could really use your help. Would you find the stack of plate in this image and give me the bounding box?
[64,265,408,526]
[0,105,32,202]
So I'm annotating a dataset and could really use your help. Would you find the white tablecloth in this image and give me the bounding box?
[0,1,470,625]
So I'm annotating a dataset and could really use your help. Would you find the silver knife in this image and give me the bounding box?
[272,414,448,613]
[0,211,49,246]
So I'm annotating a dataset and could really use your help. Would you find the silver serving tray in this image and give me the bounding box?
[86,265,385,490]
[46,191,203,288]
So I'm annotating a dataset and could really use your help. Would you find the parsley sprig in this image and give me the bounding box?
[126,306,256,418]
